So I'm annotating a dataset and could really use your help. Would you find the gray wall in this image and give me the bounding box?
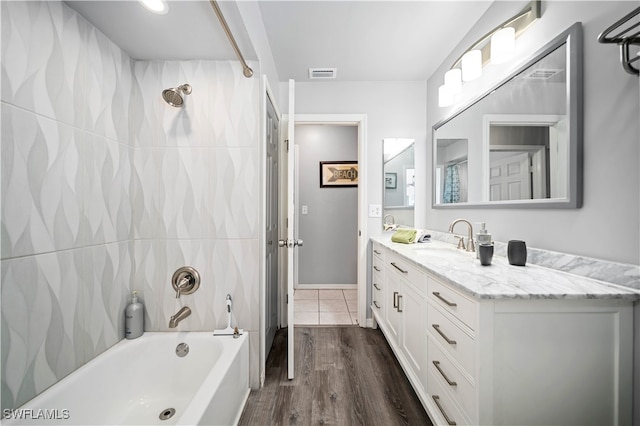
[297,125,358,285]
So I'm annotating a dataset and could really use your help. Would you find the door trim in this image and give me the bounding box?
[293,114,368,328]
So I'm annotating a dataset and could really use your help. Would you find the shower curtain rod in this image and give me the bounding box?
[209,0,254,78]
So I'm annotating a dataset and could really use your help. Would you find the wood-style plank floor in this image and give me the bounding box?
[239,327,433,426]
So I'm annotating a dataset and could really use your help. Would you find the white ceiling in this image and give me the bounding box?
[66,0,494,82]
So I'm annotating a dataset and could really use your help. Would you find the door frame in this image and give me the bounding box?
[279,113,368,328]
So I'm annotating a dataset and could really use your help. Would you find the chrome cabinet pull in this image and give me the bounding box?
[373,301,380,309]
[432,395,456,426]
[390,262,408,274]
[374,249,381,255]
[432,361,457,386]
[393,291,398,308]
[432,291,457,307]
[397,294,403,312]
[373,265,381,272]
[432,324,457,345]
[373,283,381,291]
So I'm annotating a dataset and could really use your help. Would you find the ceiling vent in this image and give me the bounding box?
[308,68,337,79]
[523,68,563,80]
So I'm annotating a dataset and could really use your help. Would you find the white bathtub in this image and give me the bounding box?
[3,332,249,425]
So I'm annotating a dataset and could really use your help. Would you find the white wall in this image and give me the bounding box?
[279,81,428,237]
[426,1,640,265]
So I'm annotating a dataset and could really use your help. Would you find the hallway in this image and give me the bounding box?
[294,289,358,326]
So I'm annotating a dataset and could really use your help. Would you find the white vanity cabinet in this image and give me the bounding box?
[370,238,636,426]
[371,244,427,394]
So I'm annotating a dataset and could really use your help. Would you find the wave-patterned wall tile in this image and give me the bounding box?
[81,241,132,360]
[1,248,85,410]
[208,239,259,331]
[131,148,162,239]
[0,1,86,128]
[159,148,209,238]
[1,104,85,259]
[132,239,166,330]
[131,61,161,148]
[84,132,132,245]
[210,61,259,147]
[84,26,133,144]
[209,148,259,238]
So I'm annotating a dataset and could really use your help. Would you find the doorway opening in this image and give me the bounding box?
[278,114,367,331]
[293,124,358,325]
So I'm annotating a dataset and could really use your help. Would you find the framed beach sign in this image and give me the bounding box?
[319,161,358,187]
[385,172,397,189]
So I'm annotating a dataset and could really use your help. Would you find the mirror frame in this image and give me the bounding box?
[432,22,583,209]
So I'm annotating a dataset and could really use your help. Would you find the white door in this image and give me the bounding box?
[279,79,302,380]
[489,151,531,201]
[265,93,279,358]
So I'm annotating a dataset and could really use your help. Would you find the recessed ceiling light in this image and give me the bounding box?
[138,0,168,15]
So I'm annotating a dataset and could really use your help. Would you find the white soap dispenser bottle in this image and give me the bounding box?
[125,291,144,339]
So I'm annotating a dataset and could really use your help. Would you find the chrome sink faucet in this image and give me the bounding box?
[448,219,475,252]
[169,306,191,328]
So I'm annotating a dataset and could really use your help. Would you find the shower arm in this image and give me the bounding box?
[209,0,254,78]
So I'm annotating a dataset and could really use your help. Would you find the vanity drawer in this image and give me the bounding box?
[372,242,385,261]
[386,251,425,295]
[428,276,477,331]
[372,253,384,275]
[427,302,475,377]
[372,279,383,312]
[428,335,476,419]
[428,368,472,426]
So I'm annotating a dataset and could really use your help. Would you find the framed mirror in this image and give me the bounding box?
[433,23,583,208]
[383,138,415,228]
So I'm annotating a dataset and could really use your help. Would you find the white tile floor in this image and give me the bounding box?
[294,289,358,325]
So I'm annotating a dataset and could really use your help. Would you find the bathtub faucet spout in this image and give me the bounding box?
[169,306,191,328]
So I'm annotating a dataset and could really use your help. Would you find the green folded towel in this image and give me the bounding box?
[391,229,418,244]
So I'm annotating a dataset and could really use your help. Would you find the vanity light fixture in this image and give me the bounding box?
[138,0,168,15]
[438,0,541,107]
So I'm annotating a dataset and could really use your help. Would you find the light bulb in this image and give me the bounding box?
[491,27,515,64]
[461,50,482,82]
[444,69,462,94]
[138,0,168,14]
[438,84,454,107]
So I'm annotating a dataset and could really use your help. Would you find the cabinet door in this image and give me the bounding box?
[385,271,402,343]
[400,282,426,388]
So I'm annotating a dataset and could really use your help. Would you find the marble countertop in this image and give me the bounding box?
[371,235,640,300]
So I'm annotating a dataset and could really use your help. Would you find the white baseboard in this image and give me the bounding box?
[296,283,357,290]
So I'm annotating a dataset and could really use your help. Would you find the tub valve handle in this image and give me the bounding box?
[171,266,200,299]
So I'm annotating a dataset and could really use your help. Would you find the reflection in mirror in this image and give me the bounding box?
[383,138,415,228]
[435,138,468,204]
[433,23,582,208]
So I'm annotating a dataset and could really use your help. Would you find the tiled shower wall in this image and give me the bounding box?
[130,59,261,385]
[1,1,261,411]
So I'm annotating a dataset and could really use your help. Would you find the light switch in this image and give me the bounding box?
[301,205,308,215]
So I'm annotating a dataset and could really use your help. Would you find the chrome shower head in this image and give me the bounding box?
[162,84,192,107]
